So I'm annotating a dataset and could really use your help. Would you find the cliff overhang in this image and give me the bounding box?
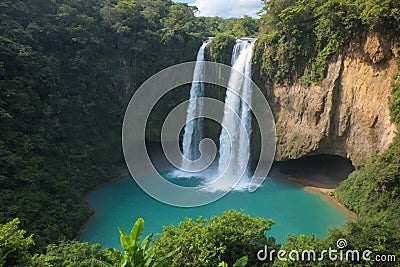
[263,33,398,165]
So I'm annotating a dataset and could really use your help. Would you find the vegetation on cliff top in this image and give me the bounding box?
[254,0,400,85]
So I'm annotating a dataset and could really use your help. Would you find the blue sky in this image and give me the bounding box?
[174,0,263,18]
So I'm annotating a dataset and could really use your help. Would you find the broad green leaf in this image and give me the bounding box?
[121,257,128,267]
[152,249,175,267]
[232,256,248,267]
[90,258,114,267]
[118,227,131,252]
[130,218,145,248]
[140,233,153,252]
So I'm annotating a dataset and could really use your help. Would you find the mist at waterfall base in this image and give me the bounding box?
[78,40,352,250]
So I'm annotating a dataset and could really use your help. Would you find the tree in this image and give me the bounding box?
[154,210,276,266]
[232,16,258,37]
[0,218,34,267]
[205,33,236,65]
[31,241,109,267]
[218,256,248,267]
[92,218,172,267]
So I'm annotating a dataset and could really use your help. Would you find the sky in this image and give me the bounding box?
[175,0,263,18]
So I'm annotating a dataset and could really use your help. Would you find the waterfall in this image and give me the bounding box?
[181,41,209,170]
[218,39,255,181]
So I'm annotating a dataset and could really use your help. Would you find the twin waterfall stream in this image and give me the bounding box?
[181,42,208,171]
[181,39,256,186]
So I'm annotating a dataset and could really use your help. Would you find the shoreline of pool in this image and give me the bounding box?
[75,173,130,239]
[275,176,357,219]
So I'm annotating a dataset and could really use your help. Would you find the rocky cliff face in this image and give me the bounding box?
[265,33,398,165]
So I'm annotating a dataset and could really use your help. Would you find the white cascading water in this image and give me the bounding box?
[218,39,255,183]
[181,41,209,170]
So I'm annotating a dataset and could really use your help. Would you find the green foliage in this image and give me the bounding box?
[390,55,400,123]
[25,218,174,266]
[0,218,34,267]
[271,234,322,266]
[329,129,400,264]
[218,256,248,267]
[255,0,400,85]
[197,16,259,38]
[31,241,109,267]
[154,210,276,266]
[232,16,258,37]
[0,216,253,267]
[322,217,400,266]
[98,218,171,267]
[335,134,400,221]
[358,0,400,31]
[198,17,238,36]
[205,33,236,65]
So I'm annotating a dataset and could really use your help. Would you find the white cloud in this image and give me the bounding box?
[192,0,262,18]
